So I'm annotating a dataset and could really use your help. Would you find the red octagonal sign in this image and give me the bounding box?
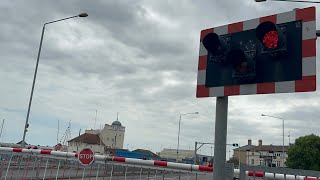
[78,148,95,166]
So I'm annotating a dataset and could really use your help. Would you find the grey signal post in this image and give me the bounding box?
[213,96,228,180]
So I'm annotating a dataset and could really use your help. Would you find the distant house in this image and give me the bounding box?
[68,133,105,154]
[68,120,126,154]
[233,139,289,167]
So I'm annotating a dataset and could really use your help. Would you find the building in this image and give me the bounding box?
[233,139,289,167]
[233,139,255,165]
[68,133,105,154]
[68,119,125,154]
[133,149,161,160]
[85,120,125,149]
[158,148,194,162]
[157,148,211,164]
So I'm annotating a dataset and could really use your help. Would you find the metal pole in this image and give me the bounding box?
[282,118,284,167]
[194,141,197,164]
[238,143,240,169]
[176,115,182,162]
[22,25,46,148]
[213,96,228,180]
[21,14,87,148]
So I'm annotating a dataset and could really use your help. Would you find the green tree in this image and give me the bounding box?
[227,156,239,165]
[287,134,320,170]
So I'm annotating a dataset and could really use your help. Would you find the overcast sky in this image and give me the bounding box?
[0,0,319,158]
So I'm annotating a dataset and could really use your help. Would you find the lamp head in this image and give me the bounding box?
[78,13,88,17]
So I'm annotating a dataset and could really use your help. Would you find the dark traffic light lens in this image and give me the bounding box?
[227,49,247,67]
[263,31,278,49]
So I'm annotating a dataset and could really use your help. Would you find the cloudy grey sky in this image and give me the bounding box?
[0,0,319,158]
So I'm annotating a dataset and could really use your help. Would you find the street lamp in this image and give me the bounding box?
[176,112,199,162]
[22,13,88,148]
[255,0,320,3]
[261,114,285,167]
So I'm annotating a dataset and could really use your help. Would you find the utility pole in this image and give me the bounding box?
[94,110,98,129]
[0,119,5,142]
[288,130,291,145]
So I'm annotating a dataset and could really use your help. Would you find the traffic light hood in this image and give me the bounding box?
[202,33,227,54]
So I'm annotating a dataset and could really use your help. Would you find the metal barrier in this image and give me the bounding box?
[1,147,319,179]
[239,164,320,180]
[0,147,213,179]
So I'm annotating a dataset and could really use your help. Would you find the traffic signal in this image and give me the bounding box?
[255,21,287,56]
[232,143,239,147]
[197,7,316,97]
[203,20,301,88]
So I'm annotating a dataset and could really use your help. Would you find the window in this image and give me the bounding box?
[251,159,254,165]
[107,137,109,141]
[112,138,114,142]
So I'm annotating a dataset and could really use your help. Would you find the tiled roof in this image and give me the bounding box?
[234,145,255,151]
[68,133,105,145]
[234,145,289,152]
[250,145,289,152]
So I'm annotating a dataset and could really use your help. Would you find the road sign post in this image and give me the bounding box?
[213,96,228,179]
[78,148,95,166]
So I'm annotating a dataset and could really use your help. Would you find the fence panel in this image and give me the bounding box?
[0,151,212,180]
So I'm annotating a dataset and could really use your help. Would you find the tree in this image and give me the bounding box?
[287,134,320,170]
[227,156,239,165]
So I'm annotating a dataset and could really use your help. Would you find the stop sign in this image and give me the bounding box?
[78,148,95,166]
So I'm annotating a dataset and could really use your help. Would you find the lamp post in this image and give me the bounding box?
[176,112,199,162]
[255,0,320,3]
[261,114,285,167]
[22,13,88,148]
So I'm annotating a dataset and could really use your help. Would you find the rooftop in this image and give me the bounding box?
[68,133,105,145]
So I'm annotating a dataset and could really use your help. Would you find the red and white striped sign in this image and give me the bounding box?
[196,6,316,97]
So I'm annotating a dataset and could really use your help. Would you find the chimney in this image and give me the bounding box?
[248,139,252,146]
[258,139,262,146]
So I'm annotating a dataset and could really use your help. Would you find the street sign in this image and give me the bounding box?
[197,6,316,97]
[78,148,95,166]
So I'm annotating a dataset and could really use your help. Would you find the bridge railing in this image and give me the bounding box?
[0,147,212,179]
[239,164,320,180]
[1,147,320,180]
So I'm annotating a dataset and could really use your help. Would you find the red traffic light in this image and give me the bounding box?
[256,21,279,49]
[263,31,278,49]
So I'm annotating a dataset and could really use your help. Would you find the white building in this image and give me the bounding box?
[233,139,289,167]
[158,148,194,162]
[68,133,105,154]
[68,120,125,154]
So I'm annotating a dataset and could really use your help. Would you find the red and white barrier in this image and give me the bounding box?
[0,147,212,173]
[1,147,319,179]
